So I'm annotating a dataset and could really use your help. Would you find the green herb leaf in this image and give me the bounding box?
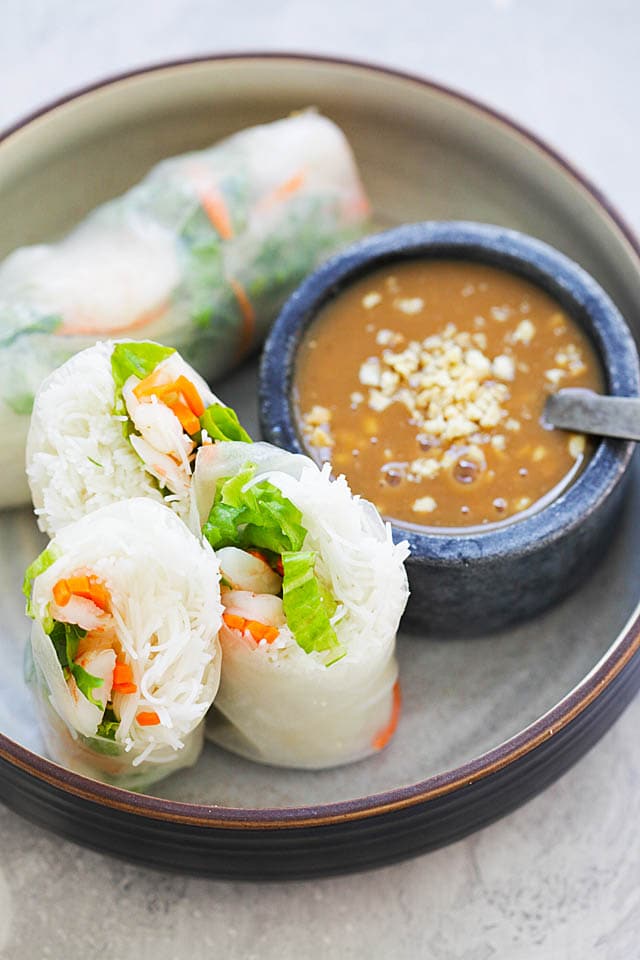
[110,341,175,415]
[64,622,84,666]
[48,621,104,709]
[203,465,306,554]
[49,620,69,667]
[281,551,342,656]
[0,313,63,349]
[6,391,36,415]
[23,546,61,619]
[49,620,86,670]
[70,663,105,710]
[200,403,251,443]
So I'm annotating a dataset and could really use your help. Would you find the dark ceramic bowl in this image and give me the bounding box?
[260,221,640,635]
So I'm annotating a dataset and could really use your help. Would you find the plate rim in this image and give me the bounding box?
[1,50,640,831]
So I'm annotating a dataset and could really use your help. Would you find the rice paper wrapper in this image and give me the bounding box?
[200,442,410,769]
[208,630,400,770]
[0,111,370,508]
[26,498,223,791]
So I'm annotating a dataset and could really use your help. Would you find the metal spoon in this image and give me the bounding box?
[543,388,640,441]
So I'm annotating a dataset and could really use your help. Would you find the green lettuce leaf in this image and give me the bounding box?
[110,341,175,415]
[200,403,251,443]
[204,467,343,658]
[203,465,306,554]
[49,621,105,709]
[281,551,342,656]
[96,706,120,741]
[23,546,61,619]
[49,620,84,667]
[70,662,105,710]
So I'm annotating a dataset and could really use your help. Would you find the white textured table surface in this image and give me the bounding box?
[1,2,640,957]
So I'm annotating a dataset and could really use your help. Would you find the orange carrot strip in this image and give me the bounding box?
[175,376,205,417]
[169,398,201,435]
[58,299,169,337]
[52,579,72,607]
[137,711,161,726]
[56,575,111,611]
[245,620,279,643]
[245,620,267,641]
[133,367,170,400]
[113,663,134,687]
[277,170,305,197]
[113,682,137,695]
[222,612,246,632]
[67,575,90,593]
[372,681,401,751]
[260,170,305,210]
[153,386,180,406]
[229,277,256,359]
[69,576,110,611]
[135,374,204,432]
[201,189,234,240]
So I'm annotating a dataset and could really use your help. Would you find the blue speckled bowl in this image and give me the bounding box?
[259,221,640,635]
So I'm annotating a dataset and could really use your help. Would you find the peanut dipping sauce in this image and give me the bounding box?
[293,259,604,529]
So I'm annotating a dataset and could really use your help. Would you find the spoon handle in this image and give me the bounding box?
[544,388,640,441]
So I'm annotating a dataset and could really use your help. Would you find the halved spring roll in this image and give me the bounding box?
[26,338,250,537]
[0,111,369,508]
[194,442,410,769]
[23,498,223,791]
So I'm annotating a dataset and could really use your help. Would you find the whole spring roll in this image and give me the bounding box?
[0,111,369,509]
[26,339,250,537]
[194,442,410,769]
[23,498,223,790]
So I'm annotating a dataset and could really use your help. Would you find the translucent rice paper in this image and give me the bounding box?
[26,340,219,538]
[27,498,222,791]
[0,111,370,508]
[196,442,410,769]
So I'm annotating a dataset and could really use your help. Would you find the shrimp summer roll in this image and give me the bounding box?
[26,339,250,537]
[22,498,223,790]
[193,442,410,769]
[0,111,369,509]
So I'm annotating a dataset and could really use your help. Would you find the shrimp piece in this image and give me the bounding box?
[123,376,193,464]
[221,590,286,626]
[51,573,113,631]
[76,626,119,658]
[217,547,282,595]
[221,590,287,644]
[129,434,190,496]
[67,630,117,729]
[50,594,111,631]
[74,648,117,709]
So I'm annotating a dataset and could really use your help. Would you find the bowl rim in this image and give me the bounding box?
[1,51,640,829]
[259,219,640,563]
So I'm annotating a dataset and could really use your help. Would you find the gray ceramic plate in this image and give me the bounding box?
[1,54,639,879]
